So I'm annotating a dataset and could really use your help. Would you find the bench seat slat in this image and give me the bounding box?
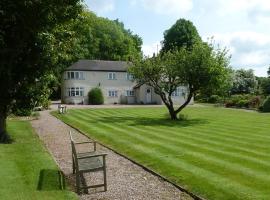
[78,157,103,171]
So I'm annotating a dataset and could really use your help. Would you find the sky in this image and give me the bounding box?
[85,0,270,77]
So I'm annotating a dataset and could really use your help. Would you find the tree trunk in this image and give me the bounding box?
[175,91,194,115]
[0,109,10,143]
[169,108,177,120]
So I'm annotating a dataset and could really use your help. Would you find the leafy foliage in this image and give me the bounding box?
[69,12,143,61]
[130,42,230,119]
[161,18,201,52]
[230,69,258,94]
[0,0,82,141]
[262,96,270,112]
[88,87,104,105]
[257,76,270,95]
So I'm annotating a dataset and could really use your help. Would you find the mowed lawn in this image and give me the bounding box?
[53,106,270,200]
[0,120,77,200]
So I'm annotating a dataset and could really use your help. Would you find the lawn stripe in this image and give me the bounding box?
[57,107,270,200]
[74,109,270,158]
[67,111,269,179]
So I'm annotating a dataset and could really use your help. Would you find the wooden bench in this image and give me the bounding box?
[69,131,107,194]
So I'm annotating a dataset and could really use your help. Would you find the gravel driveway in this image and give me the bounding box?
[31,104,194,200]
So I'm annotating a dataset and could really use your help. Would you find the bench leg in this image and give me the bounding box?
[80,172,89,194]
[72,157,75,174]
[75,171,81,194]
[103,157,107,191]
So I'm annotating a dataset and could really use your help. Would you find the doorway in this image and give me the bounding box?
[146,88,152,103]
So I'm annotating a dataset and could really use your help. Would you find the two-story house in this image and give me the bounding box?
[62,59,193,105]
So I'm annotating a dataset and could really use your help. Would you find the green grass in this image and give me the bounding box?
[53,106,270,200]
[0,120,78,200]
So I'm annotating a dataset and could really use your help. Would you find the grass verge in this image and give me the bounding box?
[0,120,77,200]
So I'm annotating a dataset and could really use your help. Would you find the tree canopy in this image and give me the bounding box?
[161,18,201,52]
[230,69,258,95]
[0,0,82,142]
[130,42,230,120]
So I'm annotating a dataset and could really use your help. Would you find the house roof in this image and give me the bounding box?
[66,59,130,72]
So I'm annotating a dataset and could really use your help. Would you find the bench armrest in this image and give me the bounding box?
[77,153,107,159]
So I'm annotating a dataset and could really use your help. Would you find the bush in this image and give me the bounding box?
[88,87,104,105]
[262,96,270,112]
[224,100,234,108]
[13,108,32,116]
[237,99,249,108]
[208,95,221,103]
[248,96,262,109]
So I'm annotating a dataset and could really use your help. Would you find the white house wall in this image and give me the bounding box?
[62,71,136,104]
[62,71,193,105]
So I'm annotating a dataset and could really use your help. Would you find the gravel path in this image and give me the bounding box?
[31,105,193,200]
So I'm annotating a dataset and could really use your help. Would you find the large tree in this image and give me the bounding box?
[161,18,201,52]
[0,0,82,142]
[130,42,230,120]
[71,11,143,61]
[230,69,258,94]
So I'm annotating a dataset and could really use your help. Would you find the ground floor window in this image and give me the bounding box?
[171,88,180,96]
[126,90,134,96]
[172,87,186,97]
[66,87,84,97]
[108,90,118,97]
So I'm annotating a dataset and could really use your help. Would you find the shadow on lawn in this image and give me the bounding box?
[37,169,66,191]
[98,116,209,127]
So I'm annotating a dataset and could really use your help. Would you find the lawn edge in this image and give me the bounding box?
[51,111,206,200]
[29,119,78,198]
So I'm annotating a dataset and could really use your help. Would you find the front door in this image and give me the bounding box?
[146,88,152,103]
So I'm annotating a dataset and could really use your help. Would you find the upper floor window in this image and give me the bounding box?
[108,72,116,80]
[126,90,134,96]
[66,71,84,80]
[108,90,118,97]
[66,87,84,97]
[126,73,134,80]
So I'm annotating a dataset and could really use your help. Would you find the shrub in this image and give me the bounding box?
[88,87,104,105]
[248,96,262,109]
[208,95,221,103]
[13,108,32,116]
[236,99,249,108]
[262,96,270,112]
[224,100,234,108]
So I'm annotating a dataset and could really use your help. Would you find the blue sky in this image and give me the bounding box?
[85,0,270,77]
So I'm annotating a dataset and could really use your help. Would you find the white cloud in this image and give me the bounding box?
[215,0,270,24]
[209,31,270,76]
[217,0,270,13]
[133,0,193,16]
[142,42,161,57]
[85,0,115,14]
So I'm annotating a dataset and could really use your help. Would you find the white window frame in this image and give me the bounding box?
[66,71,84,80]
[171,87,181,97]
[126,73,134,80]
[108,72,116,80]
[66,87,84,97]
[126,90,134,96]
[108,90,118,97]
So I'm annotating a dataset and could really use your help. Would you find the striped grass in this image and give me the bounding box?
[53,106,270,200]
